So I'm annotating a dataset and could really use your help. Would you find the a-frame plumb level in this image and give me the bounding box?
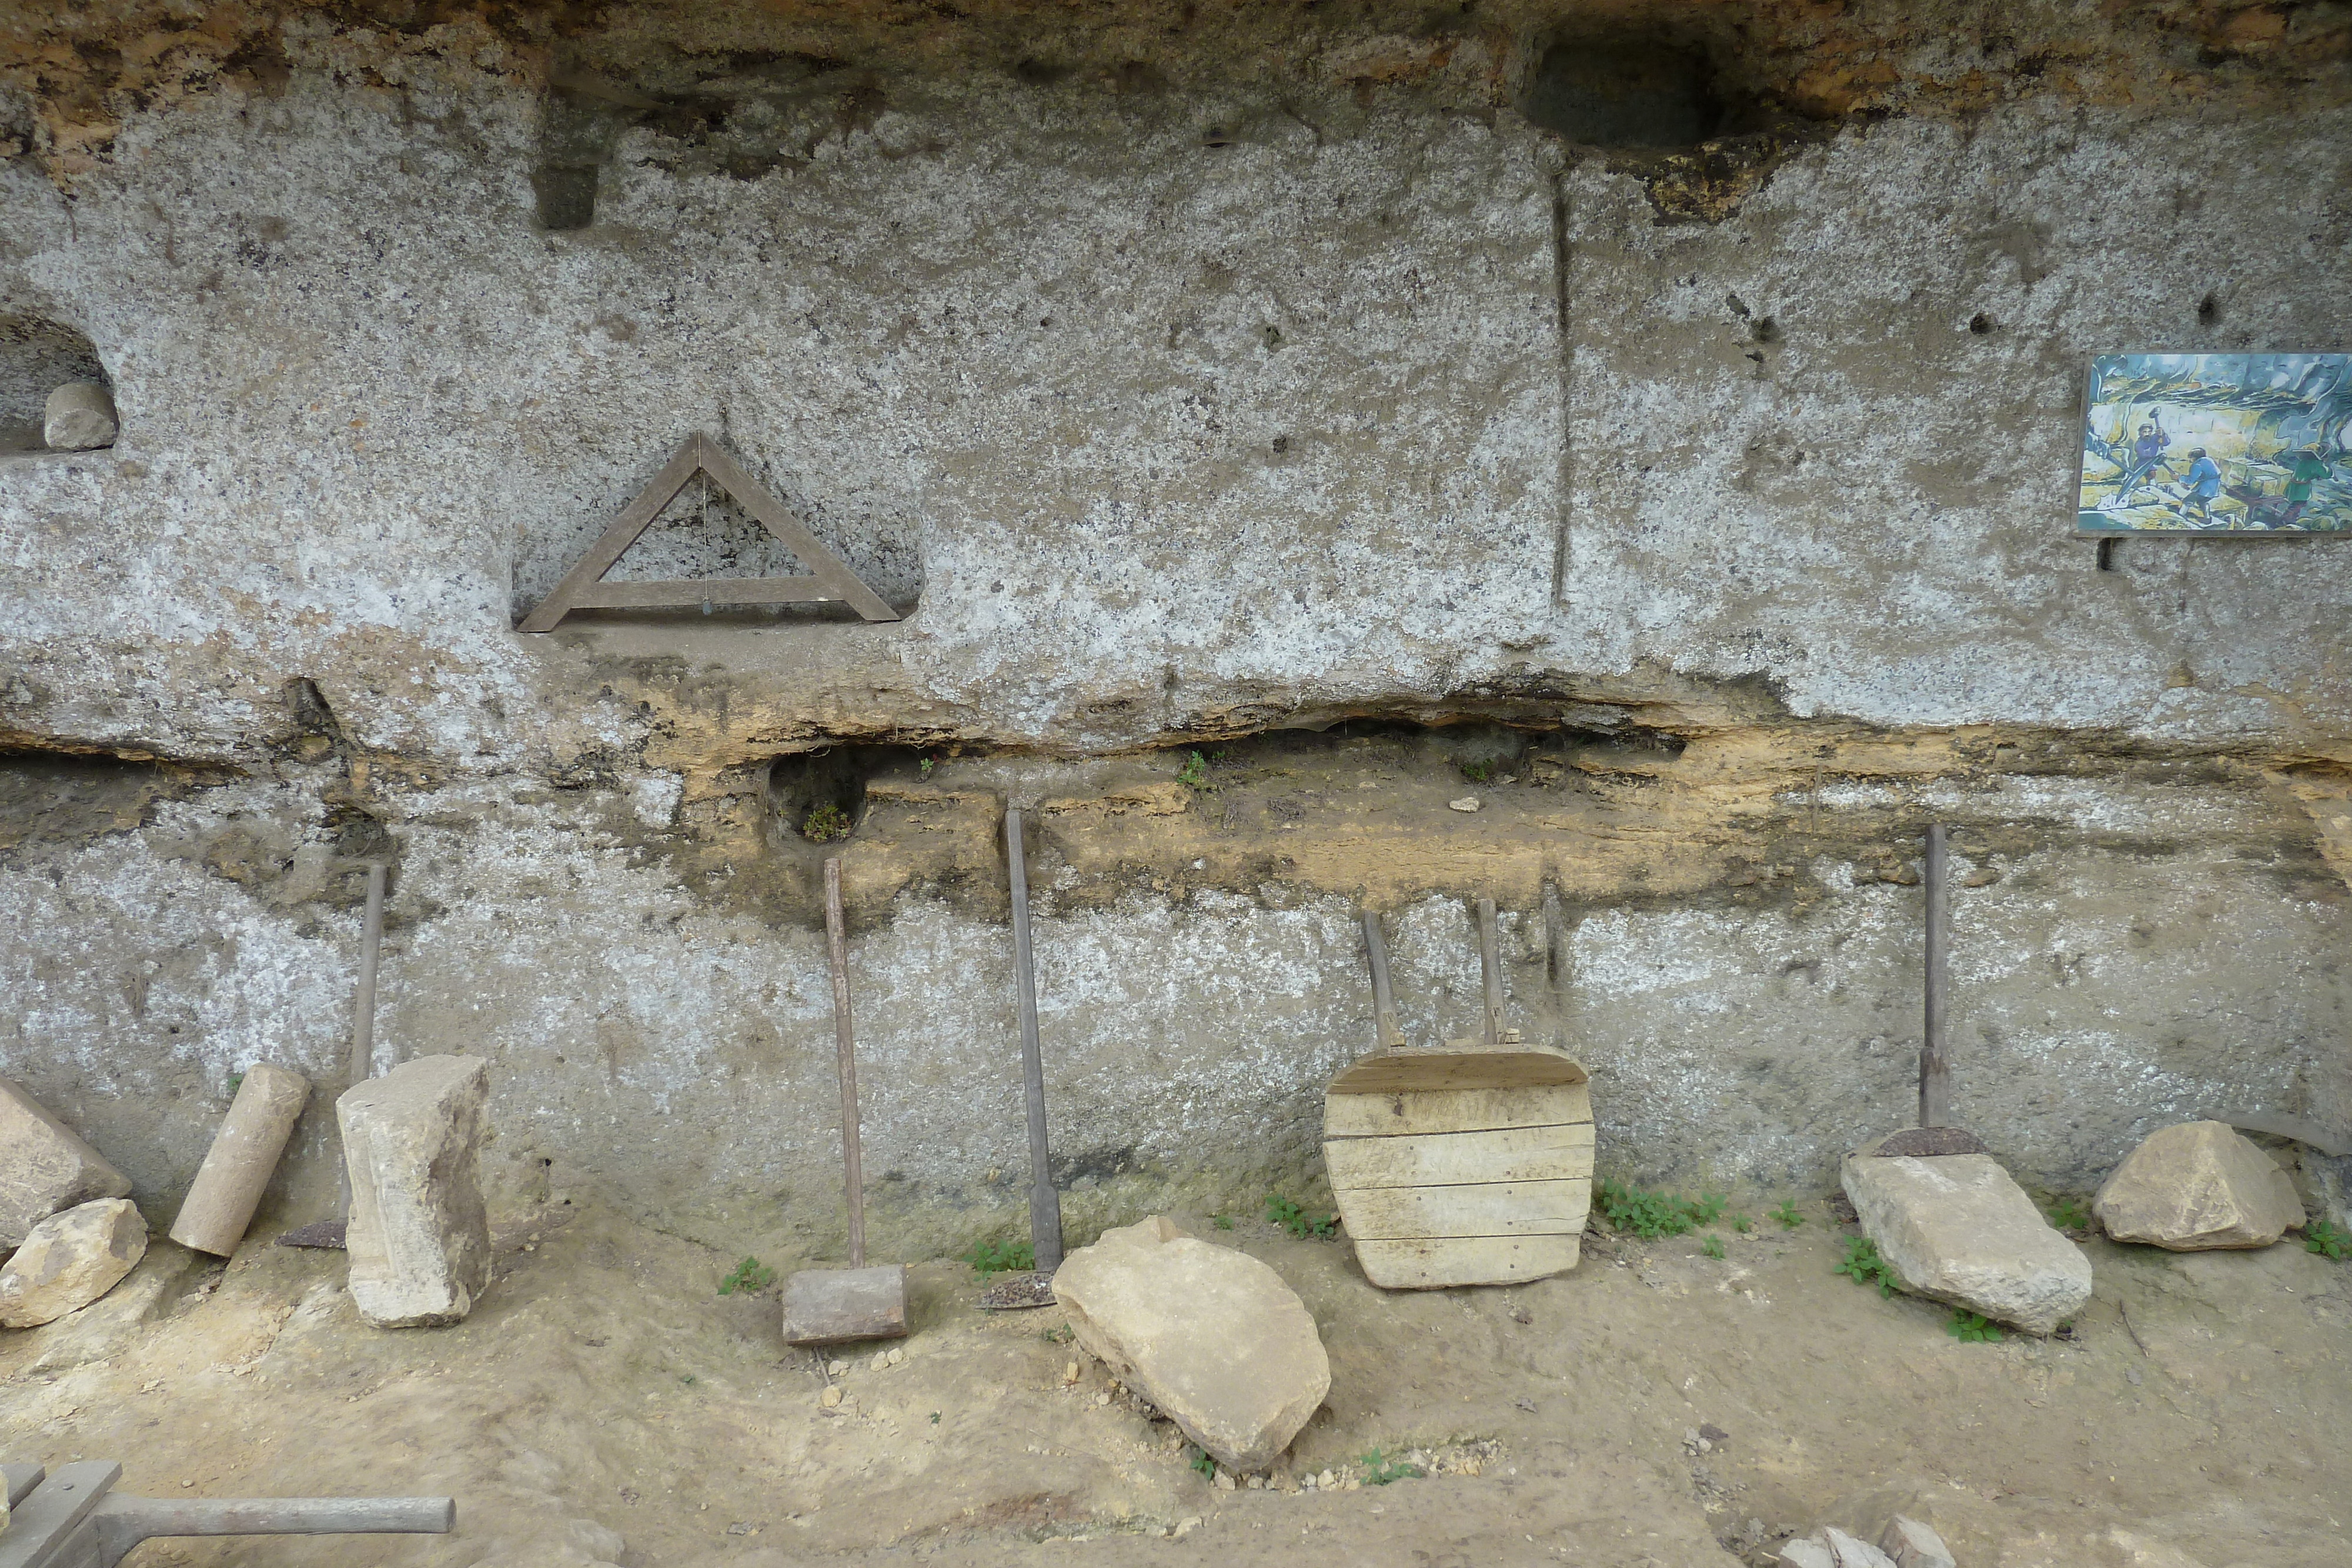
[518,433,899,632]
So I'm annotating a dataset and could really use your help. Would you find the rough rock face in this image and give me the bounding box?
[1052,1216,1330,1472]
[2094,1121,2304,1251]
[339,1055,492,1329]
[0,1196,148,1328]
[0,1078,133,1250]
[1880,1516,1957,1568]
[1842,1145,2092,1335]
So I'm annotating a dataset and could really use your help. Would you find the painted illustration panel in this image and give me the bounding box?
[2077,353,2350,534]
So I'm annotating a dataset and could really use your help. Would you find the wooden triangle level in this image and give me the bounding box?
[518,433,899,632]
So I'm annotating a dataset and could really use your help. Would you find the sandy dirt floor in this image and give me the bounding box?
[3,1198,2347,1568]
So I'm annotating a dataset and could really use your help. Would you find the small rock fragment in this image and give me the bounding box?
[819,1386,843,1408]
[1843,1141,2092,1334]
[43,381,118,450]
[1172,1516,1202,1539]
[1317,1469,1336,1489]
[0,1196,148,1327]
[1879,1516,1956,1568]
[0,1077,133,1249]
[1053,1216,1330,1472]
[1448,796,1481,813]
[827,1359,848,1375]
[1823,1526,1897,1567]
[2093,1120,2304,1250]
[1779,1538,1835,1568]
[339,1055,493,1328]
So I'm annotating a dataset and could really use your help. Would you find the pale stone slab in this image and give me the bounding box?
[339,1055,492,1328]
[0,1078,133,1250]
[1843,1144,2092,1335]
[1053,1216,1329,1472]
[0,1197,148,1327]
[42,381,117,449]
[2094,1119,2304,1250]
[1779,1539,1835,1568]
[26,1239,202,1374]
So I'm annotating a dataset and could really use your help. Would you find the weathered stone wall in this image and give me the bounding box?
[2,2,2347,1256]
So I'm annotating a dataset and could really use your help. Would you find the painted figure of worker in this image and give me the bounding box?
[2276,446,2331,529]
[2180,447,2221,525]
[2114,410,2170,501]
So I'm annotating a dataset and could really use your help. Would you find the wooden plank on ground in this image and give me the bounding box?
[1334,1178,1591,1239]
[1324,1082,1592,1139]
[1325,1045,1587,1096]
[1352,1233,1581,1290]
[1322,1123,1595,1190]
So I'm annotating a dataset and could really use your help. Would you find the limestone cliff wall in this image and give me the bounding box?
[1,2,2346,1256]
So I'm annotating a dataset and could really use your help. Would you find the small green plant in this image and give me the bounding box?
[1188,1445,1217,1480]
[1733,1213,1753,1233]
[1772,1199,1806,1229]
[930,1411,941,1425]
[1835,1236,1902,1298]
[2045,1197,2093,1232]
[717,1256,775,1295]
[1359,1449,1421,1486]
[225,1071,245,1097]
[1211,1213,1234,1231]
[679,1373,697,1386]
[2306,1219,2352,1261]
[1702,1234,1726,1259]
[801,801,851,842]
[918,756,935,774]
[1041,1323,1074,1344]
[1265,1194,1337,1238]
[1595,1179,1726,1239]
[1947,1310,2004,1343]
[1175,751,1210,790]
[963,1237,1036,1276]
[1457,759,1493,784]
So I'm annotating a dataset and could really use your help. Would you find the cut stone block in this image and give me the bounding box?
[339,1055,492,1328]
[1843,1141,2092,1335]
[1,1077,133,1250]
[1879,1515,1957,1568]
[43,380,118,450]
[0,1197,148,1327]
[783,1264,908,1345]
[1779,1539,1835,1568]
[2094,1119,2304,1250]
[1053,1215,1329,1472]
[169,1063,310,1256]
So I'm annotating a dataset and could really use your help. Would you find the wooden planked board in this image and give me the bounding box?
[1326,1045,1587,1096]
[1323,1123,1594,1190]
[1334,1178,1590,1240]
[1353,1233,1581,1290]
[1324,1082,1592,1139]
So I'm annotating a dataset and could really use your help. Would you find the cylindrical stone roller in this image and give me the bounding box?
[168,1064,311,1255]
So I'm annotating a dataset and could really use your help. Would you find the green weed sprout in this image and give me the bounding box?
[1835,1236,1901,1298]
[1359,1449,1421,1485]
[801,802,851,842]
[1175,751,1210,789]
[1595,1179,1726,1239]
[1702,1234,1727,1259]
[1265,1195,1337,1238]
[718,1256,775,1295]
[1947,1310,2004,1343]
[963,1237,1036,1275]
[1771,1200,1806,1229]
[2306,1219,2351,1261]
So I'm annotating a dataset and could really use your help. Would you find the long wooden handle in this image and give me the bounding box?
[1476,897,1504,1045]
[1005,809,1063,1272]
[92,1493,453,1562]
[823,858,866,1269]
[1361,910,1401,1051]
[1921,824,1950,1129]
[350,862,387,1083]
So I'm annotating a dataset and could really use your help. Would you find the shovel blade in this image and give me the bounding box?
[783,1264,908,1345]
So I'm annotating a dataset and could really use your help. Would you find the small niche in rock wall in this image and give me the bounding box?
[1522,34,1725,148]
[0,316,113,454]
[769,744,930,851]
